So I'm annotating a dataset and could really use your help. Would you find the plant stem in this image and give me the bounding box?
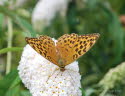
[6,18,13,74]
[0,47,23,54]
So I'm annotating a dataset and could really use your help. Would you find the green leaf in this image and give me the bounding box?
[85,88,95,96]
[9,75,21,89]
[5,86,20,96]
[0,6,36,37]
[0,13,4,48]
[80,88,86,96]
[16,16,36,37]
[0,70,21,96]
[20,91,32,96]
[108,14,124,64]
[0,13,4,33]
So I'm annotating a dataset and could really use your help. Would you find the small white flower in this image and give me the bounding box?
[18,41,82,96]
[32,0,69,31]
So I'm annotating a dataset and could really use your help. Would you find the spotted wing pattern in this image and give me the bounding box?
[25,36,58,65]
[56,33,100,66]
[25,33,100,67]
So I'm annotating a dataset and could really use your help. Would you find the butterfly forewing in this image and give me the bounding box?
[72,33,100,60]
[25,36,58,66]
[56,33,100,66]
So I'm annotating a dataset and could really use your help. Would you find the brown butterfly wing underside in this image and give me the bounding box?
[25,33,100,68]
[25,36,59,66]
[56,33,100,66]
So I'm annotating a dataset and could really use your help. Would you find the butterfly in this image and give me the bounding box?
[25,33,100,71]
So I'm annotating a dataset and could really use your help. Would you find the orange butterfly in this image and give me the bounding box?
[25,33,100,71]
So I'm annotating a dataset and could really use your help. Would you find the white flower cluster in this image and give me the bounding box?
[18,44,82,96]
[32,0,69,29]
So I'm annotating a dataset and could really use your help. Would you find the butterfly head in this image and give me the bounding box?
[60,67,65,71]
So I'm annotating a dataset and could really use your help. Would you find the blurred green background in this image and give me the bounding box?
[0,0,125,96]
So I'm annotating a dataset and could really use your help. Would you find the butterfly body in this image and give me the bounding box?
[25,33,100,72]
[58,58,66,71]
